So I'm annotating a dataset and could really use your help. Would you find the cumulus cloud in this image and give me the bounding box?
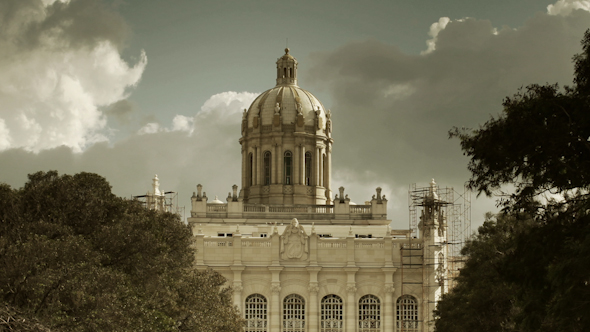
[308,1,590,222]
[422,17,450,55]
[137,91,257,135]
[0,90,257,214]
[0,0,146,153]
[548,0,590,16]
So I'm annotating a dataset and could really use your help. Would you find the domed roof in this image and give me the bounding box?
[247,85,327,127]
[245,49,330,130]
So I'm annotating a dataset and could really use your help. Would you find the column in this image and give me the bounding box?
[300,145,306,185]
[241,146,246,189]
[255,146,260,185]
[273,144,278,184]
[278,144,283,185]
[382,267,397,332]
[383,285,395,331]
[268,267,283,331]
[315,146,321,186]
[231,266,245,311]
[294,144,300,185]
[307,267,321,331]
[325,144,332,199]
[345,268,358,331]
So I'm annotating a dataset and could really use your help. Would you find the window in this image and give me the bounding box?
[396,295,418,332]
[283,294,305,332]
[284,151,292,184]
[321,294,343,332]
[359,295,380,332]
[245,294,267,332]
[264,151,271,185]
[305,152,312,186]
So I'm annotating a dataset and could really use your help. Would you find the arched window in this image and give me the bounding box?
[321,294,343,332]
[248,153,253,186]
[245,294,267,332]
[284,151,292,185]
[305,152,312,186]
[264,151,271,186]
[284,67,287,78]
[396,295,418,332]
[289,67,293,77]
[359,295,380,332]
[283,294,305,332]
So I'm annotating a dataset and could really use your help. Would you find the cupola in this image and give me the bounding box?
[239,49,334,205]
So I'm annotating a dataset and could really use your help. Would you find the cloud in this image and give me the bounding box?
[137,91,258,135]
[548,0,590,16]
[105,99,136,125]
[307,1,590,222]
[0,90,257,218]
[0,0,146,153]
[0,0,588,228]
[422,17,451,55]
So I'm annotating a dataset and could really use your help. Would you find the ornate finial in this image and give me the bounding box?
[349,226,353,236]
[198,224,202,234]
[285,47,290,54]
[273,222,278,234]
[311,222,316,234]
[236,225,240,234]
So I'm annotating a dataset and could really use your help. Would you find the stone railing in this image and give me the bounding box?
[242,239,272,247]
[355,240,385,249]
[401,243,423,249]
[204,239,233,247]
[317,239,347,248]
[350,205,371,214]
[192,203,381,222]
[207,205,227,212]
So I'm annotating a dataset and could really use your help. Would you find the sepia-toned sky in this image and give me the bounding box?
[1,0,589,230]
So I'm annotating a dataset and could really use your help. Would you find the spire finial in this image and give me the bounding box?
[285,47,290,54]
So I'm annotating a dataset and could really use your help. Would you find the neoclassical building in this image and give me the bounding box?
[187,49,447,332]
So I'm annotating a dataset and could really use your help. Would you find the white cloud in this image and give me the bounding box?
[548,0,590,16]
[422,17,450,55]
[172,115,195,133]
[198,91,258,122]
[0,0,146,153]
[137,91,256,136]
[138,123,161,135]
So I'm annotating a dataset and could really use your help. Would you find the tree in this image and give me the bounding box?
[437,30,590,332]
[434,213,526,332]
[0,171,244,331]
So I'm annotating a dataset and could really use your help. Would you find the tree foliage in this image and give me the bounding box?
[0,171,244,332]
[437,30,590,332]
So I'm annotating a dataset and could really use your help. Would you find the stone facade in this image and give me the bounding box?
[187,49,446,332]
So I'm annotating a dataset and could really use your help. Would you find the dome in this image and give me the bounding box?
[244,48,330,131]
[239,48,334,206]
[210,195,224,204]
[247,85,327,128]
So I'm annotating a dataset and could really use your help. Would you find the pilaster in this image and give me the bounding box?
[345,267,358,331]
[268,266,283,332]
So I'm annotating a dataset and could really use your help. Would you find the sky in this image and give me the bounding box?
[1,0,589,231]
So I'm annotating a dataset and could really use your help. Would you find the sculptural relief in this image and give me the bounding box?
[280,218,308,260]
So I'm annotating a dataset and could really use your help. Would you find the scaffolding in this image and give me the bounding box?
[133,191,186,219]
[400,181,471,332]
